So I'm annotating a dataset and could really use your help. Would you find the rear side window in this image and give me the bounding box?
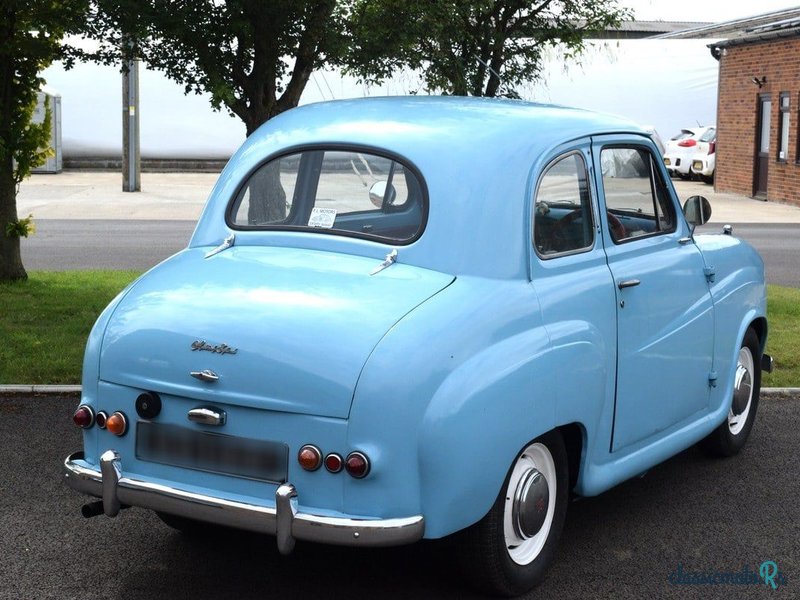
[600,147,676,243]
[229,149,426,244]
[533,152,594,257]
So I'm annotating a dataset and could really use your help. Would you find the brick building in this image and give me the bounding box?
[710,21,800,206]
[658,8,800,207]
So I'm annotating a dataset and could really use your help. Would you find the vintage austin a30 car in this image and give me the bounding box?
[64,97,771,597]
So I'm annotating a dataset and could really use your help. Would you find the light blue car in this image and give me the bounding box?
[64,97,772,597]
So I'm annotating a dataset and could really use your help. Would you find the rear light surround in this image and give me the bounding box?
[72,405,95,429]
[95,411,108,429]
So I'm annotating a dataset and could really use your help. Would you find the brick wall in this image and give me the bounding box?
[717,37,800,207]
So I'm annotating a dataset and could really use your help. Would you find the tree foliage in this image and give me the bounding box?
[346,0,632,97]
[82,0,350,135]
[0,0,89,281]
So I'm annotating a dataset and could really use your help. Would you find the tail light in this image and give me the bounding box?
[72,405,95,429]
[106,411,128,436]
[677,139,697,147]
[298,444,322,471]
[324,453,343,473]
[708,141,716,154]
[345,452,371,479]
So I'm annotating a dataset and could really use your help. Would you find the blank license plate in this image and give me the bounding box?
[136,421,288,482]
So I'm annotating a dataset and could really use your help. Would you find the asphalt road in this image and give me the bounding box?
[21,220,800,287]
[699,223,800,288]
[1,393,797,599]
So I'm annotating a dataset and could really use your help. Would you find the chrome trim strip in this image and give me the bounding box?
[204,233,235,259]
[369,249,398,276]
[63,451,424,550]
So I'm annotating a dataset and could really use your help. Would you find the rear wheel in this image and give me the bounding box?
[700,328,761,457]
[455,431,568,597]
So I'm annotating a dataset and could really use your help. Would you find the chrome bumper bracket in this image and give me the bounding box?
[63,451,424,552]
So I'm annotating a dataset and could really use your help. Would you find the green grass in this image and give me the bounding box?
[0,271,140,384]
[763,285,800,388]
[0,273,798,387]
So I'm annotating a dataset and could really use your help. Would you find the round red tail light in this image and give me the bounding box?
[324,453,343,473]
[72,405,95,429]
[298,445,322,471]
[106,411,128,436]
[95,411,108,429]
[677,139,697,147]
[345,452,370,479]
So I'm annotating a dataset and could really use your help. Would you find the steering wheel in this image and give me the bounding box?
[550,208,627,249]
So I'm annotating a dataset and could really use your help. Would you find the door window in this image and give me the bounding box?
[600,147,676,243]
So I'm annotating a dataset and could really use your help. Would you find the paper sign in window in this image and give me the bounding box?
[308,208,337,228]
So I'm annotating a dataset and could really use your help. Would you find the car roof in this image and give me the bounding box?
[250,96,645,159]
[191,97,654,279]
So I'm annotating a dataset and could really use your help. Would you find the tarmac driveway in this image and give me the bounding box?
[0,393,796,599]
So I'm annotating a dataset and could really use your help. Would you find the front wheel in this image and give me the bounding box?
[700,328,761,457]
[455,431,568,597]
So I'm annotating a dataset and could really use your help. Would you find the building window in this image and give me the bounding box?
[778,92,790,162]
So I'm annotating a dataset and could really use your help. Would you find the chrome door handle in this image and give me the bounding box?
[190,369,219,383]
[617,279,641,290]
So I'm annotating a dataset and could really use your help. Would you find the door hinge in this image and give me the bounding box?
[703,266,716,283]
[708,371,718,388]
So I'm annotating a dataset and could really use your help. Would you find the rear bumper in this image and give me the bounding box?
[63,450,424,553]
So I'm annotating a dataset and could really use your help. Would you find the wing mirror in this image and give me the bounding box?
[682,195,712,231]
[369,181,397,208]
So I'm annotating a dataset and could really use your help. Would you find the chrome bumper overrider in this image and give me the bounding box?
[63,450,424,554]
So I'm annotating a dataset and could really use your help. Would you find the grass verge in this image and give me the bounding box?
[0,274,797,387]
[0,271,140,385]
[763,285,800,388]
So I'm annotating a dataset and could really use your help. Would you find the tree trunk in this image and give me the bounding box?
[0,157,27,281]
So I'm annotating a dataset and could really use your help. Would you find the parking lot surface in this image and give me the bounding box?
[1,393,796,599]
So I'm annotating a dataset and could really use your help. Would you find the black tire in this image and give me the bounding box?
[700,328,761,457]
[701,174,714,185]
[454,431,568,597]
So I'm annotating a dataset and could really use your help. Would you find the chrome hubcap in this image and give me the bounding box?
[512,469,549,539]
[728,346,754,435]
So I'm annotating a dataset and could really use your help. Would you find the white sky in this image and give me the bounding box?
[621,0,800,22]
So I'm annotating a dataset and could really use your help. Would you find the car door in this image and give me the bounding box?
[591,136,715,452]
